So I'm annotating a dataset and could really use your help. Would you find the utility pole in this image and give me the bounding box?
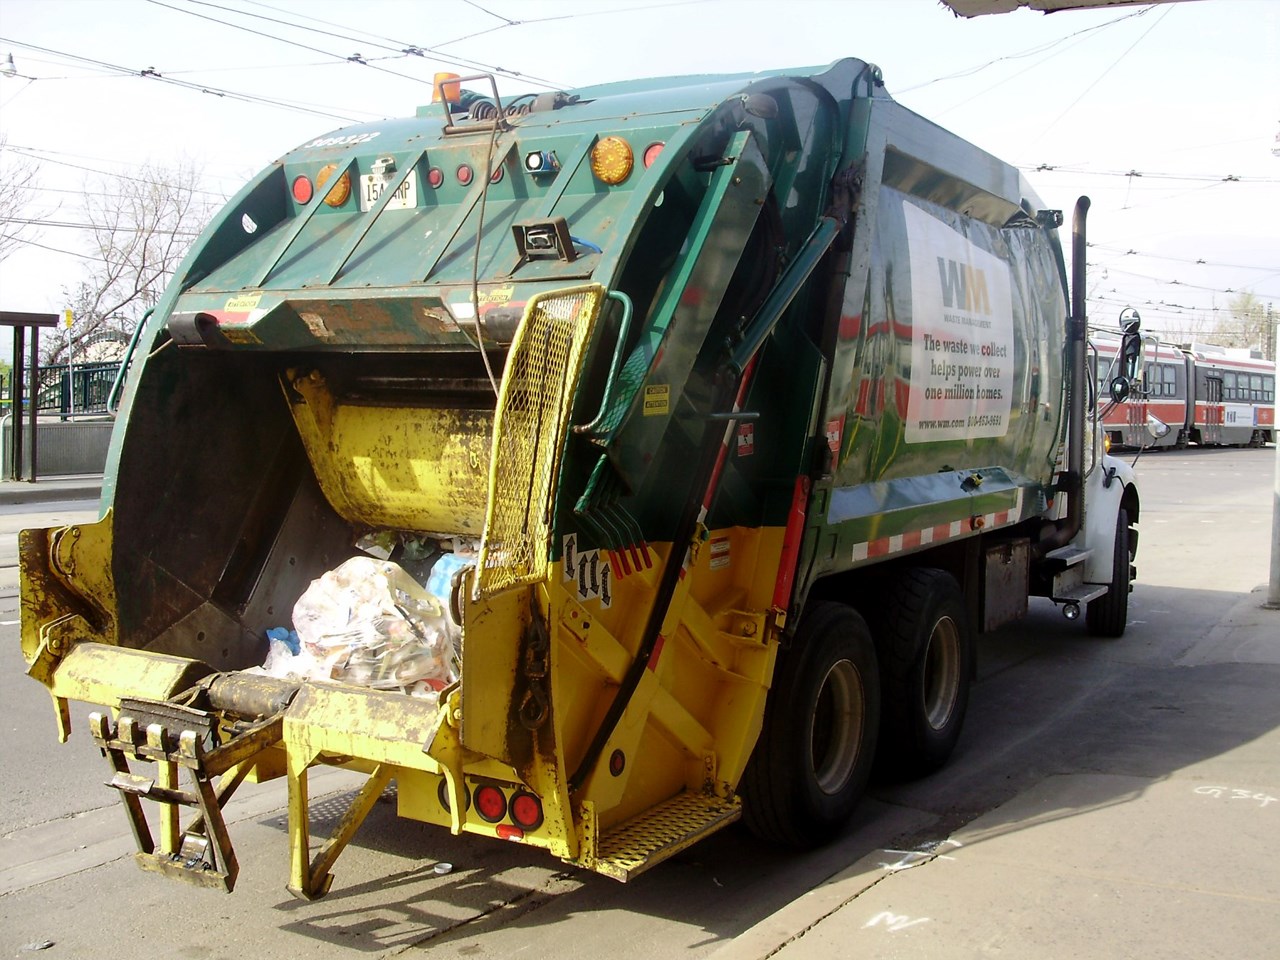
[1269,313,1280,608]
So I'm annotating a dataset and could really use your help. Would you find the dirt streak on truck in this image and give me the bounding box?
[18,58,1141,898]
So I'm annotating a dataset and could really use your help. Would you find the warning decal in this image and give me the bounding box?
[642,384,670,417]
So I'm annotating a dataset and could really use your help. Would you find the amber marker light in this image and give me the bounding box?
[590,136,633,185]
[316,163,351,207]
[432,71,461,105]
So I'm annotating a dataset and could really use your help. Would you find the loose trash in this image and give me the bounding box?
[251,554,462,701]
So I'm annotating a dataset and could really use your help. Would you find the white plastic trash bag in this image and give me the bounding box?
[291,556,458,694]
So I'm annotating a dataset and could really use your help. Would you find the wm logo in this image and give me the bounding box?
[936,257,990,314]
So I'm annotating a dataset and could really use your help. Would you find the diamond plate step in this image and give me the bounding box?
[593,792,741,882]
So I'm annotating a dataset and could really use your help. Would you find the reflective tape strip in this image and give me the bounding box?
[849,488,1025,565]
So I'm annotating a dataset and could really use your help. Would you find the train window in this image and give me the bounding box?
[1251,374,1263,401]
[1158,363,1176,397]
[1222,371,1237,400]
[1265,375,1275,403]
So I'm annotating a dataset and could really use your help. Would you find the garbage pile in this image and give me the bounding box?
[253,548,470,702]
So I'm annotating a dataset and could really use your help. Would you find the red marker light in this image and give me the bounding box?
[474,785,507,823]
[427,167,444,189]
[510,792,544,830]
[489,164,504,184]
[291,175,314,204]
[643,142,665,168]
[457,164,474,186]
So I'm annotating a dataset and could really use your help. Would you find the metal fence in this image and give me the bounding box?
[1,361,121,418]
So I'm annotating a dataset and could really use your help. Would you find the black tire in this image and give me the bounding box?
[874,568,973,779]
[1086,507,1132,638]
[741,602,880,848]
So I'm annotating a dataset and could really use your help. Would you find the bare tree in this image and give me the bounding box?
[46,158,219,363]
[0,135,40,263]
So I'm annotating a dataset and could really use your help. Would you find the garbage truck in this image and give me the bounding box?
[19,57,1144,898]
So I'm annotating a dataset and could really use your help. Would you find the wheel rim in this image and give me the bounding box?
[922,617,961,731]
[809,658,864,795]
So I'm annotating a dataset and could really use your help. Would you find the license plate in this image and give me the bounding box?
[359,173,417,212]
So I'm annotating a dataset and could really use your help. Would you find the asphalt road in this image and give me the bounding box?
[1,447,1277,959]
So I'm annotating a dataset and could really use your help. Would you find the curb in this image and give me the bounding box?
[0,479,103,507]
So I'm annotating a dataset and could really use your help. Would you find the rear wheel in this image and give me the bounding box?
[1086,507,1132,638]
[741,602,880,848]
[874,568,972,779]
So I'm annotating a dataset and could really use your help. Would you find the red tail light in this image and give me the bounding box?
[474,784,507,823]
[510,791,543,830]
[291,175,313,204]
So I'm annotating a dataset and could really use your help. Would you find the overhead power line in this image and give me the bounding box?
[0,36,361,122]
[158,0,563,88]
[1088,243,1277,274]
[897,4,1153,93]
[5,145,230,199]
[1023,164,1278,185]
[1,216,203,237]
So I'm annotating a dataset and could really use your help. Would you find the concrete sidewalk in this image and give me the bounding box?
[0,474,103,506]
[711,586,1280,960]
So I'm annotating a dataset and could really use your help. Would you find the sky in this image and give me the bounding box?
[1,0,1277,358]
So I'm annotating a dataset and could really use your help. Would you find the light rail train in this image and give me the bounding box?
[1092,330,1275,449]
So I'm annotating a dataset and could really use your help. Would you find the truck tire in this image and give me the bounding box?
[741,602,880,848]
[1086,507,1131,638]
[874,568,972,779]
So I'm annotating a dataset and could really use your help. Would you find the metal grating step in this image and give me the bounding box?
[1054,584,1108,605]
[594,792,741,882]
[1045,545,1090,568]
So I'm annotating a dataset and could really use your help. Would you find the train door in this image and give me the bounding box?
[1203,375,1223,444]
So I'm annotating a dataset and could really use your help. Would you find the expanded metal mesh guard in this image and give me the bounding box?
[475,284,604,599]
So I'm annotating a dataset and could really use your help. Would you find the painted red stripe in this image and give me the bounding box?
[647,634,667,671]
[771,476,810,610]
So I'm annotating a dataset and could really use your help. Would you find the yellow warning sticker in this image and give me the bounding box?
[224,293,262,313]
[643,384,669,417]
[222,327,263,345]
[475,285,514,305]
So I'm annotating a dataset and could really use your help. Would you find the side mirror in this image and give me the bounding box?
[1118,307,1142,382]
[1109,377,1131,403]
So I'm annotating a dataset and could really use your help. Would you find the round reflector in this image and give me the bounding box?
[642,142,665,168]
[291,175,314,204]
[474,784,507,823]
[489,164,504,184]
[457,163,474,186]
[609,749,626,777]
[316,163,350,208]
[590,136,633,185]
[510,792,544,830]
[436,779,470,813]
[427,167,444,189]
